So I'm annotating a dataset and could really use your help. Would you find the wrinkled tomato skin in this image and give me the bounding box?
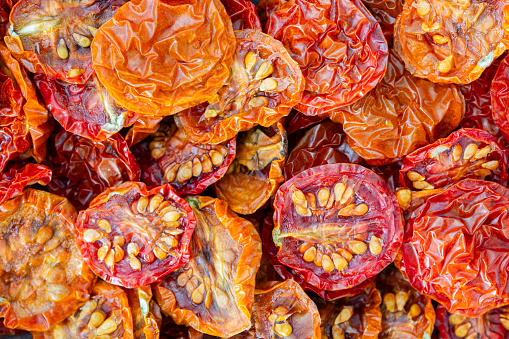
[361,0,403,44]
[125,116,164,147]
[402,179,509,317]
[221,0,261,30]
[490,53,509,146]
[0,162,51,206]
[283,110,324,136]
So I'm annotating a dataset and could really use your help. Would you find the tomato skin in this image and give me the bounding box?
[221,0,261,30]
[490,53,509,147]
[0,162,51,205]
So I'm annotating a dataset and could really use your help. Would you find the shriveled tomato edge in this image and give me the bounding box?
[491,53,509,144]
[0,163,52,206]
[76,182,196,288]
[399,128,509,188]
[222,0,262,30]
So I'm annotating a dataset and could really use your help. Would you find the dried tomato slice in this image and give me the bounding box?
[394,0,509,83]
[221,0,262,30]
[316,283,382,339]
[0,162,51,206]
[214,122,286,214]
[6,0,125,84]
[132,120,236,196]
[31,280,134,339]
[91,0,235,116]
[153,196,262,337]
[76,182,196,288]
[127,286,162,339]
[401,179,509,317]
[489,53,509,145]
[263,0,388,116]
[174,29,304,145]
[0,189,95,331]
[272,163,404,294]
[436,304,509,339]
[45,129,141,211]
[329,52,464,165]
[361,0,403,44]
[376,266,435,339]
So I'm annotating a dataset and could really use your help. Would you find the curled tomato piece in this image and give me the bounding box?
[221,0,262,30]
[490,53,509,145]
[283,110,324,135]
[361,0,403,44]
[126,286,162,339]
[92,0,235,116]
[263,0,388,116]
[76,182,196,288]
[436,304,509,339]
[6,0,126,84]
[31,280,134,339]
[316,283,382,339]
[45,129,141,210]
[330,52,464,165]
[125,116,164,147]
[394,0,509,83]
[0,189,95,331]
[376,266,435,339]
[214,122,286,215]
[272,164,404,294]
[401,179,509,317]
[153,196,262,337]
[175,29,304,144]
[132,120,236,196]
[0,162,51,205]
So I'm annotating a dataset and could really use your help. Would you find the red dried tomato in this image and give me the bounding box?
[31,280,134,339]
[361,0,403,44]
[91,0,236,116]
[6,0,126,84]
[329,52,464,165]
[263,0,388,116]
[153,196,262,337]
[175,29,304,145]
[0,162,51,206]
[394,0,509,84]
[316,283,382,339]
[490,53,509,145]
[76,181,196,288]
[214,122,286,214]
[283,110,324,136]
[45,129,140,210]
[125,116,164,148]
[401,179,509,317]
[132,120,236,196]
[221,0,262,30]
[127,286,162,339]
[272,163,404,295]
[0,189,95,331]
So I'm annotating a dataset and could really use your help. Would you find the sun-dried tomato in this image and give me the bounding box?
[31,280,134,339]
[76,181,196,288]
[0,189,95,331]
[0,162,51,206]
[153,196,262,337]
[329,52,464,165]
[221,0,262,30]
[44,129,141,211]
[376,266,435,339]
[272,163,404,295]
[125,116,164,148]
[361,0,403,44]
[132,119,236,196]
[160,317,190,339]
[489,53,509,145]
[6,0,126,84]
[316,283,382,339]
[401,179,509,317]
[263,0,388,116]
[126,285,162,339]
[91,0,235,116]
[436,304,509,339]
[283,110,324,136]
[394,0,509,84]
[214,122,286,214]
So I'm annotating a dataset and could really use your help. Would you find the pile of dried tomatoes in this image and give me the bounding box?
[1,0,509,337]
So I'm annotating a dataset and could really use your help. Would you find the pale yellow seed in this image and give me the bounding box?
[317,188,330,207]
[474,169,491,177]
[322,254,334,273]
[177,161,193,183]
[57,39,68,59]
[455,322,471,338]
[192,158,202,177]
[299,242,313,254]
[89,311,106,327]
[416,0,431,15]
[96,318,117,336]
[245,51,257,72]
[129,256,141,270]
[204,107,219,118]
[73,33,91,47]
[68,68,85,78]
[148,194,164,213]
[255,62,274,80]
[396,291,409,311]
[97,243,110,262]
[500,316,509,330]
[163,211,180,222]
[127,243,140,256]
[114,245,124,263]
[209,150,224,166]
[295,204,311,217]
[352,203,368,216]
[438,55,453,73]
[153,246,168,260]
[260,78,278,91]
[274,323,293,337]
[407,171,425,181]
[449,314,466,325]
[338,248,353,262]
[97,219,111,233]
[384,293,396,312]
[396,189,411,209]
[349,240,367,255]
[292,190,307,206]
[303,246,317,262]
[409,303,422,318]
[88,26,98,37]
[83,229,102,243]
[433,35,449,44]
[474,146,491,159]
[482,160,499,170]
[332,325,345,339]
[332,253,348,270]
[137,196,148,214]
[201,155,213,172]
[248,96,269,108]
[452,144,463,162]
[151,148,165,159]
[114,236,125,247]
[335,306,354,324]
[463,143,478,160]
[334,183,346,202]
[340,186,354,205]
[413,181,435,190]
[369,236,383,255]
[104,250,115,268]
[191,284,205,304]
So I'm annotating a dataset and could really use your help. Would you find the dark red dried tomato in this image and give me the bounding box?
[361,0,403,44]
[283,110,324,136]
[6,0,126,84]
[0,162,51,205]
[76,181,196,288]
[214,122,286,215]
[490,53,509,145]
[126,285,163,339]
[263,0,388,116]
[221,0,262,30]
[272,163,404,295]
[175,29,304,145]
[132,120,236,196]
[401,179,509,317]
[45,129,141,210]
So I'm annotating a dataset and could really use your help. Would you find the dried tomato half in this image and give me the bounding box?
[76,182,196,288]
[272,163,404,294]
[376,266,435,339]
[127,286,162,339]
[31,280,134,339]
[153,196,262,337]
[91,0,235,116]
[263,0,388,116]
[436,304,509,339]
[329,52,464,165]
[132,120,236,196]
[6,0,126,84]
[0,189,95,331]
[401,179,509,317]
[214,122,286,215]
[316,283,382,339]
[45,129,141,211]
[175,29,304,145]
[490,53,509,145]
[221,0,262,30]
[0,162,51,206]
[394,0,509,83]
